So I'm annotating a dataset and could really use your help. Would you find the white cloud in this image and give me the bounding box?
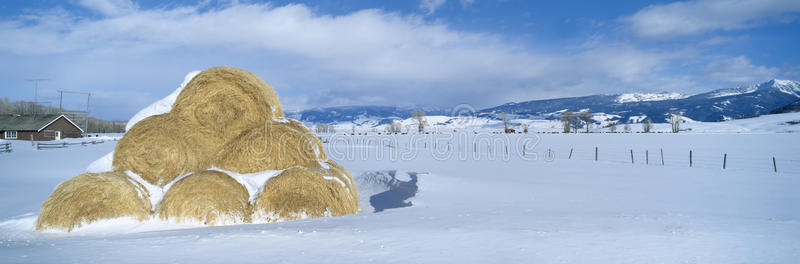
[77,0,138,16]
[0,3,545,83]
[702,56,779,83]
[420,0,446,15]
[622,0,800,39]
[0,2,777,119]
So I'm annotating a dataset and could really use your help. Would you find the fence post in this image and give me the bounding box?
[646,150,649,165]
[523,144,526,156]
[630,149,634,164]
[595,146,598,161]
[568,148,573,159]
[689,150,693,167]
[773,157,777,173]
[36,142,40,150]
[30,135,34,146]
[660,148,664,166]
[723,153,727,169]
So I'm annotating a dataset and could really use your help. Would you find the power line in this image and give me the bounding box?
[26,78,50,119]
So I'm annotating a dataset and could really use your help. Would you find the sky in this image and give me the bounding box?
[0,0,799,120]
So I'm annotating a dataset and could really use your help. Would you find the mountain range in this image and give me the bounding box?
[288,79,800,124]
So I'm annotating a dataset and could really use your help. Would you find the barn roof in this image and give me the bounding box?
[0,114,83,133]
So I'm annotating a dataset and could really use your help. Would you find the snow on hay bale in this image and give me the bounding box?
[323,159,358,205]
[171,66,284,142]
[36,66,359,231]
[156,170,250,225]
[252,166,358,222]
[113,114,213,186]
[213,120,326,174]
[36,171,151,231]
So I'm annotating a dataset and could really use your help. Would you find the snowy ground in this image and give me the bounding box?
[1,125,799,263]
[327,112,800,134]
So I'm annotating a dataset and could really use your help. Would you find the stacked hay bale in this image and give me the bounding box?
[36,171,151,231]
[213,120,326,173]
[171,66,284,143]
[36,66,358,231]
[156,170,250,225]
[252,166,358,222]
[112,114,212,186]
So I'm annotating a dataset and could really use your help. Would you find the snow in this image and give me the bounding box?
[85,151,113,173]
[772,79,800,97]
[2,115,800,263]
[707,85,758,98]
[124,71,201,131]
[209,167,283,202]
[314,112,800,135]
[615,92,687,103]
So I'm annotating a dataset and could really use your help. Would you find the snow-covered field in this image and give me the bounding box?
[1,117,800,263]
[325,112,800,134]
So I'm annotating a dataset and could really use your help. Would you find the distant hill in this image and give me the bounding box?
[289,79,800,124]
[479,79,800,123]
[286,105,449,125]
[770,100,800,114]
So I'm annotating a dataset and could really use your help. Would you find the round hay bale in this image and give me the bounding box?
[171,66,284,142]
[213,120,326,174]
[113,114,213,186]
[157,170,250,225]
[323,159,358,207]
[36,171,151,231]
[252,166,357,222]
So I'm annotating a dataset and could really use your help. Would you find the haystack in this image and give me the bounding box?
[36,171,151,231]
[113,114,212,186]
[213,120,326,174]
[157,170,250,225]
[323,159,358,206]
[252,166,358,222]
[171,66,284,142]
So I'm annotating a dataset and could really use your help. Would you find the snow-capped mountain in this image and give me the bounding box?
[291,79,800,125]
[480,79,800,123]
[615,92,687,103]
[286,105,449,125]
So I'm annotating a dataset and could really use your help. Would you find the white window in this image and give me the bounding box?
[5,130,17,139]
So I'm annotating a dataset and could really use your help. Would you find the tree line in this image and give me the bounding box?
[0,97,126,133]
[559,110,681,133]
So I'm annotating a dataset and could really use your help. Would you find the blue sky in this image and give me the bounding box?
[0,0,799,120]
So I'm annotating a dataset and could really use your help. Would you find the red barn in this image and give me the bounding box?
[0,114,84,141]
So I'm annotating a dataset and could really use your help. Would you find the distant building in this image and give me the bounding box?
[0,114,84,141]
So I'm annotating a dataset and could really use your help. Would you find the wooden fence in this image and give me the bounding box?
[36,140,106,150]
[0,142,10,153]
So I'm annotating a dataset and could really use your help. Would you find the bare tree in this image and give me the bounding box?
[580,111,593,133]
[670,113,681,133]
[559,111,573,133]
[385,121,402,133]
[608,122,617,133]
[501,112,516,133]
[642,118,653,133]
[571,114,580,133]
[623,122,631,133]
[315,123,331,134]
[412,110,426,133]
[522,123,529,133]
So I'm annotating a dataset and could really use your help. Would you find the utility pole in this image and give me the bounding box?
[27,78,49,118]
[58,90,91,134]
